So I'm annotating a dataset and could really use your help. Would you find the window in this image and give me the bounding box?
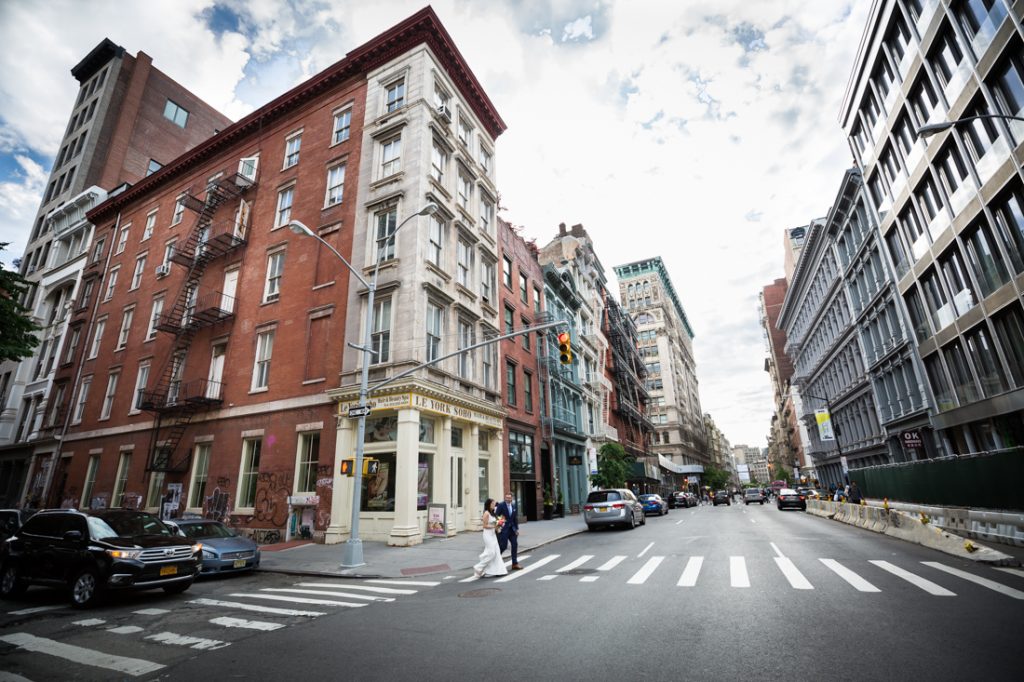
[375,206,397,262]
[457,319,474,380]
[521,318,531,350]
[503,256,513,288]
[112,452,130,504]
[944,339,981,404]
[88,319,105,359]
[385,80,405,112]
[73,377,91,424]
[964,325,1008,397]
[481,260,494,302]
[146,159,162,176]
[145,472,165,509]
[372,298,391,364]
[935,142,971,197]
[426,302,443,362]
[237,440,262,508]
[992,50,1024,131]
[130,255,145,290]
[523,371,533,412]
[992,304,1024,386]
[264,251,285,302]
[961,99,1002,163]
[504,306,514,335]
[132,361,150,413]
[162,241,176,266]
[116,225,130,254]
[103,266,119,301]
[938,246,976,316]
[427,215,444,267]
[534,287,541,312]
[361,452,397,512]
[456,240,473,288]
[458,117,473,148]
[252,330,274,390]
[275,187,294,228]
[506,362,517,405]
[908,75,940,126]
[171,196,185,226]
[80,455,99,508]
[189,443,211,508]
[451,427,463,449]
[163,99,189,127]
[956,0,1007,42]
[457,171,472,210]
[482,336,495,390]
[509,432,533,474]
[963,219,1010,296]
[283,133,301,168]
[98,371,118,420]
[480,197,494,232]
[479,146,492,174]
[116,308,133,349]
[929,26,964,89]
[296,433,320,494]
[322,164,346,207]
[146,297,163,341]
[332,108,352,144]
[64,327,81,364]
[91,236,106,264]
[990,184,1024,274]
[380,136,401,177]
[431,141,448,184]
[519,273,529,303]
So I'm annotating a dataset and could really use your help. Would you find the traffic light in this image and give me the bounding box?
[340,459,354,477]
[557,331,573,365]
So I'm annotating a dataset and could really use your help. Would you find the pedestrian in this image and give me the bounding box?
[849,481,863,505]
[473,499,507,578]
[496,492,521,570]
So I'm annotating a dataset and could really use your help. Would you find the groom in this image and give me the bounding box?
[496,492,521,570]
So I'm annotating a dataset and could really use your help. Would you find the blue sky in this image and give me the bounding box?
[0,0,870,447]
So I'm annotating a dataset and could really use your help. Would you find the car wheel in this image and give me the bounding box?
[70,568,102,609]
[587,523,596,531]
[628,512,636,530]
[0,563,27,599]
[162,579,193,595]
[641,512,646,525]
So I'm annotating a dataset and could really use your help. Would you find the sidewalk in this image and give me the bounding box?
[257,516,588,579]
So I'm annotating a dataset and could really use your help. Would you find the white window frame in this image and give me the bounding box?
[64,327,81,364]
[80,455,99,508]
[145,471,165,510]
[385,79,405,112]
[263,250,285,302]
[457,319,474,380]
[236,439,262,509]
[131,361,150,415]
[130,255,146,290]
[295,432,320,495]
[171,195,185,226]
[103,266,119,301]
[427,215,444,266]
[481,260,495,303]
[381,136,401,177]
[431,141,448,184]
[457,172,472,210]
[88,318,106,359]
[275,186,294,228]
[458,116,473,148]
[325,163,345,207]
[371,298,391,365]
[112,451,130,504]
[188,443,211,509]
[332,107,352,144]
[426,302,443,363]
[147,297,163,341]
[479,146,492,174]
[100,371,119,420]
[115,224,130,254]
[116,307,134,350]
[457,240,474,289]
[252,329,275,391]
[283,131,302,169]
[73,376,92,424]
[374,207,397,263]
[143,210,157,240]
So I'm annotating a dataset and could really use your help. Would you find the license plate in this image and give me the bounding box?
[160,565,177,576]
[233,559,246,568]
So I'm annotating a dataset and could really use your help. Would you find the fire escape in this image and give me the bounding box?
[604,297,652,457]
[141,171,256,472]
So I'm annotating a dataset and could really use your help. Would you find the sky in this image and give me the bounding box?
[0,0,871,448]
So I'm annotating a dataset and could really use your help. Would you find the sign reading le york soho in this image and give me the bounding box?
[338,392,502,429]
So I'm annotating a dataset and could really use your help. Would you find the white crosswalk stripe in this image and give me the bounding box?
[145,632,229,651]
[188,598,325,617]
[262,587,395,602]
[597,555,627,571]
[628,556,664,584]
[295,582,417,595]
[0,633,163,677]
[494,554,560,582]
[232,592,367,608]
[730,556,750,588]
[556,555,593,573]
[819,559,880,592]
[365,579,440,587]
[210,616,284,631]
[869,561,956,596]
[774,557,813,590]
[923,562,1024,600]
[994,567,1024,580]
[7,606,63,616]
[678,556,704,587]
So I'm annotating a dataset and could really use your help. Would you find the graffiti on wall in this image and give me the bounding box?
[253,471,291,527]
[204,487,232,522]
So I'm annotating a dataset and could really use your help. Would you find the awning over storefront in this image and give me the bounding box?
[657,455,704,475]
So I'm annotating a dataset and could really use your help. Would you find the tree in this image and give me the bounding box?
[702,465,731,491]
[770,463,793,484]
[590,442,634,489]
[0,244,40,363]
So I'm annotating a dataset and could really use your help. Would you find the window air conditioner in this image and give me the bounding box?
[155,263,171,278]
[437,104,452,124]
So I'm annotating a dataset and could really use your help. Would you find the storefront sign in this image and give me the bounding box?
[412,394,503,429]
[287,495,320,506]
[427,504,446,536]
[567,454,583,465]
[815,409,835,441]
[901,430,923,449]
[588,447,598,475]
[338,393,412,415]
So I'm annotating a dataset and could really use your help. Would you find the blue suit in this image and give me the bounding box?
[495,500,519,564]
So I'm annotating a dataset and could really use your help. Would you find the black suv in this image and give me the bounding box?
[0,508,201,607]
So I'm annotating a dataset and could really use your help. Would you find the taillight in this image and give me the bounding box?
[799,495,806,500]
[612,503,625,509]
[583,504,593,511]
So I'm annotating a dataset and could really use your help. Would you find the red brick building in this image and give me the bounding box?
[761,277,806,472]
[497,218,545,520]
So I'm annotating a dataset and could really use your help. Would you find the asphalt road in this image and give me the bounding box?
[1,502,1020,681]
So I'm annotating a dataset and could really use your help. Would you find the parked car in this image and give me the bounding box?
[0,508,202,608]
[0,509,35,543]
[671,492,691,508]
[684,492,698,507]
[777,488,807,511]
[583,489,645,531]
[743,489,764,505]
[639,494,668,516]
[712,490,731,506]
[170,519,260,575]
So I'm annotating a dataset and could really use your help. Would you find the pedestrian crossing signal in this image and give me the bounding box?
[340,459,354,477]
[557,332,573,365]
[341,458,379,477]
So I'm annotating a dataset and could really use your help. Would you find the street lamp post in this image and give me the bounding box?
[916,114,1024,138]
[289,203,438,568]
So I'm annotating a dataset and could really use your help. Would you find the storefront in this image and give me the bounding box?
[326,381,505,546]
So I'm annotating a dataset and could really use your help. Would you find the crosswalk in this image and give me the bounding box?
[0,576,437,678]
[472,550,1024,601]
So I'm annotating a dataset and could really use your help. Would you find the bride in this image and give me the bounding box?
[473,498,508,578]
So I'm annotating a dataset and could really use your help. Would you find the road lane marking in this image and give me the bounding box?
[678,556,704,587]
[210,616,284,631]
[7,605,63,616]
[995,567,1024,580]
[73,618,106,627]
[556,555,594,573]
[597,556,627,571]
[133,608,169,616]
[107,626,144,634]
[820,559,880,592]
[145,632,229,650]
[770,543,785,558]
[261,588,394,602]
[229,593,366,608]
[538,575,559,581]
[627,556,664,584]
[295,583,416,595]
[637,542,655,558]
[750,518,757,524]
[730,556,750,588]
[365,579,440,587]
[579,576,600,583]
[922,562,1024,600]
[495,554,560,582]
[0,633,163,677]
[869,561,955,596]
[506,554,531,565]
[774,557,813,589]
[188,598,324,617]
[675,519,684,525]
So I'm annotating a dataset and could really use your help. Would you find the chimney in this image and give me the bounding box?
[558,222,567,236]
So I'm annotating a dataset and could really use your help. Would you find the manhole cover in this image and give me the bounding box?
[563,568,596,575]
[459,588,501,598]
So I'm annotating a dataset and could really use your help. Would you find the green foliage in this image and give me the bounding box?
[702,465,730,491]
[543,485,553,506]
[770,463,793,484]
[0,244,40,364]
[590,442,634,489]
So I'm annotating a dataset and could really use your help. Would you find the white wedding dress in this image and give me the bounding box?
[473,511,507,577]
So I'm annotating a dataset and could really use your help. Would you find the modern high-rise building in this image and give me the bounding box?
[614,258,708,468]
[47,8,508,546]
[0,39,231,508]
[842,0,1024,454]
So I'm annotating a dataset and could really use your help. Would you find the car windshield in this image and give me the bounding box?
[88,511,173,539]
[587,491,621,502]
[639,495,657,501]
[179,522,235,539]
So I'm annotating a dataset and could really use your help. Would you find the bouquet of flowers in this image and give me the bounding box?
[494,515,506,535]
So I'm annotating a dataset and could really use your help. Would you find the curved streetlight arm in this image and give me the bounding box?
[287,220,370,290]
[916,114,1024,138]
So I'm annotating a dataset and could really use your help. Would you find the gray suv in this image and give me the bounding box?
[744,489,765,505]
[583,489,645,531]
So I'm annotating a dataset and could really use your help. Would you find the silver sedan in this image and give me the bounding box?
[583,489,646,531]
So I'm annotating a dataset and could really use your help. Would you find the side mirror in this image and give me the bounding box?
[63,530,83,542]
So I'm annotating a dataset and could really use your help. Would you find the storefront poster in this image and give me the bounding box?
[427,504,446,536]
[162,483,182,520]
[366,461,391,510]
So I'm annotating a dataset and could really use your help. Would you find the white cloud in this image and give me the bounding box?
[0,155,46,264]
[0,0,871,446]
